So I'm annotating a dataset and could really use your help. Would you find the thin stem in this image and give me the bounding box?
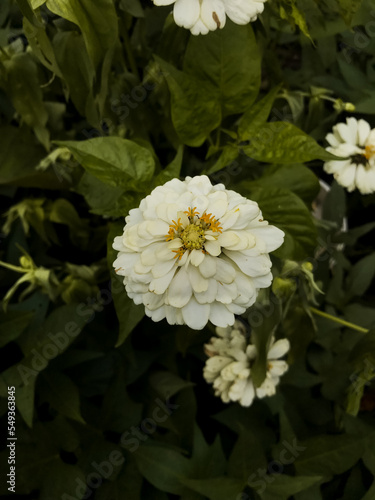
[310,307,369,334]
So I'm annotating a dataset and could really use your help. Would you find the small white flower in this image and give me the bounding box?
[324,117,375,195]
[113,175,284,330]
[203,320,290,406]
[153,0,267,35]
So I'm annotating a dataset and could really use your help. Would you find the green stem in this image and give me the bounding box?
[310,307,369,334]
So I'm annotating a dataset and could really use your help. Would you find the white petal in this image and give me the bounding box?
[173,0,200,29]
[205,239,221,256]
[200,0,226,31]
[208,303,235,327]
[357,119,371,146]
[224,251,271,278]
[167,267,192,307]
[199,255,217,278]
[189,265,208,293]
[149,266,177,294]
[181,298,210,330]
[240,380,255,407]
[268,338,290,360]
[190,249,205,266]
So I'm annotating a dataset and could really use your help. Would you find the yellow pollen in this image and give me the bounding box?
[165,207,223,260]
[364,144,375,160]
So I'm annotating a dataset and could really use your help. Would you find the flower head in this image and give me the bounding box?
[113,175,284,330]
[153,0,267,35]
[204,320,290,406]
[324,117,375,194]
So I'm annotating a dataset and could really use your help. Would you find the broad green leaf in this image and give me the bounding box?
[228,427,267,480]
[184,20,261,116]
[40,371,85,424]
[263,475,324,500]
[243,122,342,163]
[155,57,221,147]
[135,442,193,495]
[295,434,366,476]
[205,144,238,176]
[239,164,320,205]
[57,137,155,191]
[31,0,47,7]
[247,187,318,260]
[346,252,375,298]
[46,0,118,72]
[0,310,34,348]
[119,0,144,17]
[1,53,49,148]
[53,31,98,123]
[180,477,245,500]
[100,365,143,432]
[75,171,143,218]
[238,86,282,140]
[107,222,145,347]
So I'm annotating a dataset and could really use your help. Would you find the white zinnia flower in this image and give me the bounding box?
[153,0,267,35]
[324,117,375,194]
[203,320,290,406]
[113,175,284,330]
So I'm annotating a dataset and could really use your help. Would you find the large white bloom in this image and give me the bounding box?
[153,0,267,35]
[113,175,284,330]
[204,320,290,406]
[324,117,375,194]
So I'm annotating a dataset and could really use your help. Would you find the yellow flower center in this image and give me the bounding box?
[364,144,375,160]
[180,224,206,250]
[166,207,222,260]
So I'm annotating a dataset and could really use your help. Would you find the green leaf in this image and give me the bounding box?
[279,0,312,41]
[107,221,145,347]
[135,442,193,495]
[294,434,366,476]
[337,0,363,25]
[248,187,318,260]
[0,309,34,348]
[40,462,87,500]
[46,0,118,72]
[52,31,98,123]
[75,171,144,218]
[2,53,49,148]
[149,371,195,398]
[58,137,155,191]
[238,86,282,140]
[228,427,267,480]
[181,477,245,500]
[243,122,342,164]
[240,164,320,205]
[262,475,325,500]
[346,252,375,298]
[184,20,261,116]
[40,371,85,424]
[155,57,221,147]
